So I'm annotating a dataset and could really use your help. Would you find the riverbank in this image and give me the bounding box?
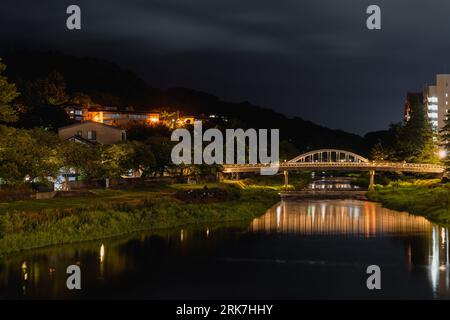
[0,183,279,256]
[367,179,450,224]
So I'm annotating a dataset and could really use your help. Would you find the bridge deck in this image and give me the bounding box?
[222,162,445,174]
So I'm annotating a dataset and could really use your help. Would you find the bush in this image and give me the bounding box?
[0,216,6,239]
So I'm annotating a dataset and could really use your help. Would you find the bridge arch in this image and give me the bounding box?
[288,149,369,163]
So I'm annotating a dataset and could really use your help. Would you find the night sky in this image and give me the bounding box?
[1,0,450,134]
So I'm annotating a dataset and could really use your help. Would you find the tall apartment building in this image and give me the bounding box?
[423,74,450,132]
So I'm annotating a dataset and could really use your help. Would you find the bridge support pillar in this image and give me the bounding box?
[369,170,375,191]
[284,170,289,191]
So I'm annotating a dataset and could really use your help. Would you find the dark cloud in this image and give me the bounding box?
[1,0,450,134]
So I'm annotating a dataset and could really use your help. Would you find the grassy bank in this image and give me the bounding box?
[0,183,279,256]
[367,179,450,224]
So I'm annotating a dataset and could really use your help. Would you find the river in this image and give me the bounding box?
[0,199,449,299]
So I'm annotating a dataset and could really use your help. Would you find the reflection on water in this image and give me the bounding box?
[252,200,450,297]
[251,201,432,236]
[0,200,449,299]
[308,178,360,190]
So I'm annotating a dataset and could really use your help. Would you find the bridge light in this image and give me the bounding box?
[438,149,447,160]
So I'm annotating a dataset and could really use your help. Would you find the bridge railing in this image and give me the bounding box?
[222,161,445,172]
[223,161,444,167]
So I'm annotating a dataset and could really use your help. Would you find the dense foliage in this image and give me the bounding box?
[0,59,19,123]
[368,95,439,164]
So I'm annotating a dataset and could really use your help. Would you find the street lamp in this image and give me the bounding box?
[438,149,447,160]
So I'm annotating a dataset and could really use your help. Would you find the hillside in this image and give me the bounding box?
[2,51,365,154]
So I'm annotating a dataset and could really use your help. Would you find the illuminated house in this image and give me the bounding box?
[58,121,127,145]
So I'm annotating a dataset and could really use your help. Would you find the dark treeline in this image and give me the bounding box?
[3,51,366,155]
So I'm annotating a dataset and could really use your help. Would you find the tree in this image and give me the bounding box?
[18,70,68,107]
[370,141,393,161]
[15,71,71,130]
[127,141,156,177]
[0,126,60,186]
[71,92,92,107]
[99,143,134,182]
[146,136,174,176]
[58,140,102,180]
[363,123,401,156]
[279,140,299,162]
[127,123,171,141]
[439,110,450,170]
[35,70,69,106]
[394,94,439,163]
[0,58,19,123]
[20,104,71,131]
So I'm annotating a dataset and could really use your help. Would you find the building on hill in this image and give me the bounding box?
[83,109,160,127]
[58,121,126,145]
[64,104,84,121]
[63,103,196,128]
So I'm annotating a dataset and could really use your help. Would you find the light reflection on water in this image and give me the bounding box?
[251,200,450,297]
[0,199,449,299]
[251,201,432,236]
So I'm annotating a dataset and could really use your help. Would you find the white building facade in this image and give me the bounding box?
[424,74,450,132]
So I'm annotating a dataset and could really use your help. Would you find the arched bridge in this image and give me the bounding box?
[289,149,369,163]
[222,149,446,190]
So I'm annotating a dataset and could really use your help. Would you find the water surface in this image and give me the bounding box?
[0,199,449,299]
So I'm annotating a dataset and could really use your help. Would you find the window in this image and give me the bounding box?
[87,130,96,140]
[121,132,126,141]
